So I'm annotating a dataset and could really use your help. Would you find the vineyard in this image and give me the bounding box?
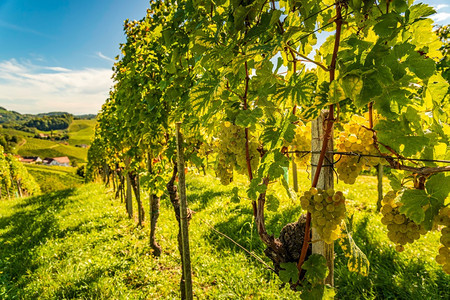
[1,0,450,298]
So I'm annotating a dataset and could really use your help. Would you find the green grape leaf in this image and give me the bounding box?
[356,71,382,107]
[399,189,428,224]
[387,169,404,191]
[266,194,280,212]
[235,107,263,128]
[407,3,436,23]
[426,173,450,204]
[341,73,363,102]
[425,73,449,106]
[373,13,399,37]
[279,262,299,283]
[399,174,449,228]
[328,80,346,104]
[303,254,329,284]
[231,187,240,203]
[375,119,428,157]
[300,284,335,300]
[247,177,266,200]
[405,54,435,80]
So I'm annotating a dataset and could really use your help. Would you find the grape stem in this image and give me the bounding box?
[297,1,342,274]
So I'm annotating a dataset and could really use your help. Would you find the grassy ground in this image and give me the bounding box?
[24,164,83,193]
[18,138,88,163]
[1,119,95,163]
[68,119,96,146]
[0,172,448,299]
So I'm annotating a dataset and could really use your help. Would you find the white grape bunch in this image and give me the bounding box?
[380,191,427,252]
[300,187,346,244]
[335,114,381,184]
[214,122,259,184]
[435,207,450,274]
[284,121,311,167]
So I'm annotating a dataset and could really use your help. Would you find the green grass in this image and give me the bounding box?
[24,164,83,193]
[1,119,95,163]
[0,172,448,299]
[17,137,88,163]
[68,119,96,146]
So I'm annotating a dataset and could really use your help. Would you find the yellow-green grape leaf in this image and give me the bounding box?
[339,224,370,276]
[328,80,346,104]
[341,74,363,102]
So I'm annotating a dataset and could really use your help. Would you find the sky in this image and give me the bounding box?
[0,1,449,115]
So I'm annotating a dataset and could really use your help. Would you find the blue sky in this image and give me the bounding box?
[0,1,449,115]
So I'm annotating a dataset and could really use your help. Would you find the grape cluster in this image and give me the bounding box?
[435,207,450,274]
[380,191,427,252]
[214,122,259,185]
[300,187,346,244]
[335,115,381,184]
[284,122,311,167]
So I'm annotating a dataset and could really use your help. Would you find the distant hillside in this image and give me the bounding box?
[0,106,27,124]
[0,118,96,163]
[0,106,96,133]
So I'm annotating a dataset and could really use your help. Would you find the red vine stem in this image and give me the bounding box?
[297,1,343,273]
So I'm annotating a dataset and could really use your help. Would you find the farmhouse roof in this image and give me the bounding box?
[52,156,70,164]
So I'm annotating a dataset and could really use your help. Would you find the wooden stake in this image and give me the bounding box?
[176,123,193,300]
[125,157,133,219]
[292,160,299,193]
[311,111,334,286]
[376,164,383,211]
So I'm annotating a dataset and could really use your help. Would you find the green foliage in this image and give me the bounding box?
[399,173,450,229]
[279,262,299,283]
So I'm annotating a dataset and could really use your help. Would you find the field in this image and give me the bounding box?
[0,172,448,299]
[24,164,83,193]
[68,119,96,146]
[1,118,95,163]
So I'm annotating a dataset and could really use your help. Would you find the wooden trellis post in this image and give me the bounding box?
[311,111,334,285]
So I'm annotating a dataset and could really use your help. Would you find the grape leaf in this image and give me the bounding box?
[231,187,240,203]
[300,285,335,300]
[405,54,435,80]
[341,73,363,102]
[339,223,370,276]
[235,107,263,127]
[426,173,450,204]
[303,254,329,284]
[407,3,435,23]
[399,189,428,224]
[266,194,280,212]
[279,262,299,283]
[328,80,346,104]
[373,13,399,37]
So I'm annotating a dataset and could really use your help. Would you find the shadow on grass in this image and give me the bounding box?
[204,204,302,256]
[0,189,76,293]
[335,215,450,300]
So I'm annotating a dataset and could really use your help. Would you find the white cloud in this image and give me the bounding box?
[96,52,116,63]
[434,4,449,11]
[432,12,450,22]
[0,59,113,114]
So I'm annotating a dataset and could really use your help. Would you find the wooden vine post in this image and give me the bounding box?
[311,112,334,285]
[124,156,133,219]
[376,164,384,211]
[175,122,193,300]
